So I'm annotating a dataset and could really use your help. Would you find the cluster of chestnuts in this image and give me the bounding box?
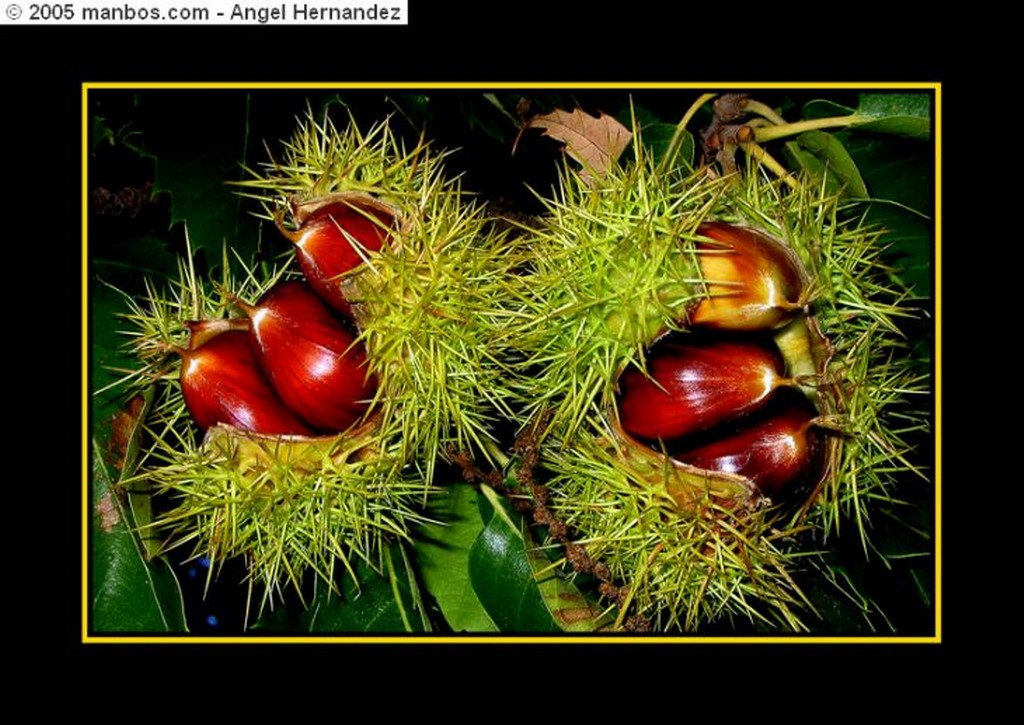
[615,221,828,502]
[118,106,925,635]
[170,194,396,438]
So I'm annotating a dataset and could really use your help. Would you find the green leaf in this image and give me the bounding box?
[804,93,931,140]
[802,473,935,636]
[91,115,115,150]
[855,93,931,139]
[482,92,522,127]
[522,534,612,634]
[253,546,427,634]
[862,201,933,297]
[90,280,165,559]
[468,486,607,633]
[842,134,933,217]
[468,491,561,633]
[461,93,520,144]
[143,92,261,261]
[630,105,692,169]
[649,122,692,170]
[793,130,869,199]
[413,484,497,632]
[798,559,886,635]
[833,130,933,296]
[90,441,188,634]
[91,234,180,287]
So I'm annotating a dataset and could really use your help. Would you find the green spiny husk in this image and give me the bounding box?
[502,155,732,441]
[236,108,444,226]
[501,139,929,631]
[343,176,522,479]
[540,421,811,631]
[239,109,521,475]
[114,257,438,614]
[116,112,521,613]
[724,171,931,540]
[132,411,433,616]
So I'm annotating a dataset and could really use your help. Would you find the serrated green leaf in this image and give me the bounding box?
[253,546,426,634]
[143,92,261,261]
[413,483,497,633]
[90,441,188,634]
[468,486,605,634]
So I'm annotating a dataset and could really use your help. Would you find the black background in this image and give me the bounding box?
[3,4,971,696]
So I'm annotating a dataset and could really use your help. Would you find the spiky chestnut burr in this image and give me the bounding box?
[117,112,520,616]
[240,111,521,479]
[112,251,435,618]
[136,412,433,618]
[501,134,926,631]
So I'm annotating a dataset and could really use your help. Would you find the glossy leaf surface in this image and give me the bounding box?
[468,486,607,633]
[90,442,188,634]
[413,483,498,633]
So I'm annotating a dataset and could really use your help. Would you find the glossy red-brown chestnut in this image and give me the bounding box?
[670,391,824,499]
[689,222,807,331]
[277,195,396,317]
[617,335,793,441]
[237,280,377,433]
[175,325,314,436]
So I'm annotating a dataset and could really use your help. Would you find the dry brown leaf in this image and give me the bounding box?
[519,108,632,181]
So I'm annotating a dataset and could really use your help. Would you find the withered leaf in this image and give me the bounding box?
[519,108,632,181]
[108,395,147,472]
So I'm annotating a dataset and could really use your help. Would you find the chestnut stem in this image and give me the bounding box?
[659,93,717,175]
[274,208,300,243]
[742,99,788,126]
[753,115,870,143]
[482,438,511,470]
[739,141,800,189]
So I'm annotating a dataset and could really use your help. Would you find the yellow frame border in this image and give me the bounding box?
[81,81,941,645]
